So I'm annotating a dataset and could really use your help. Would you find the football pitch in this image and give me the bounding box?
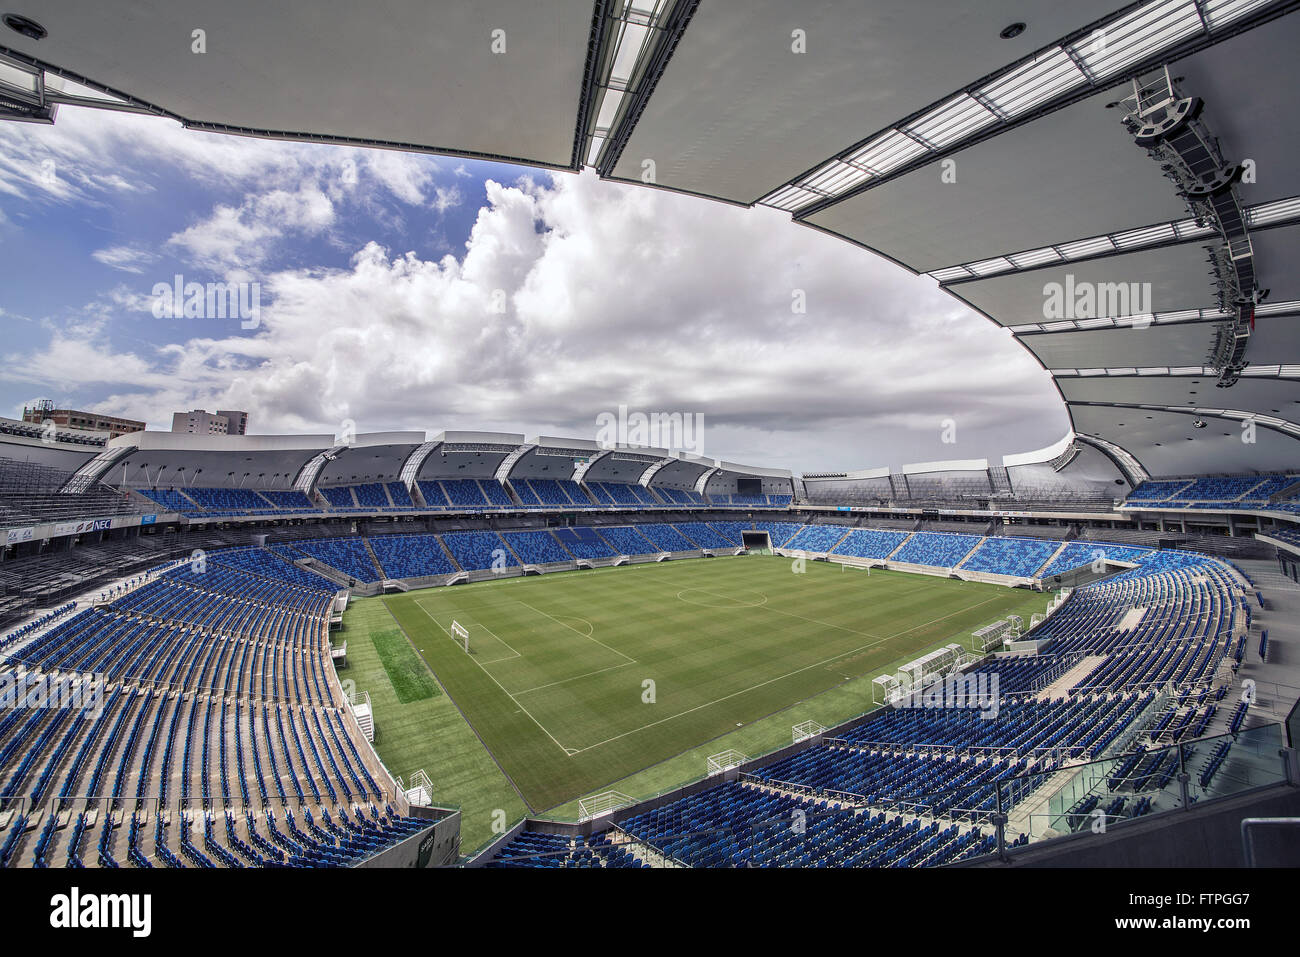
[374,555,1047,813]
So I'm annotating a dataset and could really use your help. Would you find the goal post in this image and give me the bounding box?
[451,619,469,654]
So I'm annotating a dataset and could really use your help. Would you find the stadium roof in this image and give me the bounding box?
[3,0,1297,477]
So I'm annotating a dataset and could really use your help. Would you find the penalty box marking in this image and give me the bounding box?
[420,606,573,756]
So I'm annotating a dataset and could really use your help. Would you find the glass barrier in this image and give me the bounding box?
[477,724,1290,866]
[1009,722,1286,849]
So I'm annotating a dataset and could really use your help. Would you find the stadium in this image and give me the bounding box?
[1,0,1299,889]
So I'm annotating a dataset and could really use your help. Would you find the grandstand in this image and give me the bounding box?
[2,0,1299,884]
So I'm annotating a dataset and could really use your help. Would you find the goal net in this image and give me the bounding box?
[451,620,469,654]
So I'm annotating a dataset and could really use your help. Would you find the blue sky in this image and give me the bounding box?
[0,105,1068,472]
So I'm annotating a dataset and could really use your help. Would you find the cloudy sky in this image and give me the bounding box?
[0,105,1068,473]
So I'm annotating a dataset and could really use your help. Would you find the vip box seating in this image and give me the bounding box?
[440,531,517,570]
[552,526,616,559]
[831,528,908,560]
[961,537,1060,578]
[288,539,383,582]
[367,534,457,578]
[711,493,790,507]
[501,530,572,564]
[890,531,982,568]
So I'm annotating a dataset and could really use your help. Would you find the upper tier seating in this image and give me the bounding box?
[351,483,390,509]
[183,487,277,512]
[654,486,706,506]
[317,486,358,509]
[386,482,415,507]
[138,488,197,512]
[515,478,590,507]
[259,489,316,510]
[588,481,659,507]
[1125,474,1300,511]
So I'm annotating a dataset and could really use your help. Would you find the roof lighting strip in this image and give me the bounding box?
[760,0,1284,213]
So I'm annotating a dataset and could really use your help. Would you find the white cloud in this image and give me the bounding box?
[9,167,1065,469]
[92,244,157,273]
[166,185,336,273]
[432,184,462,214]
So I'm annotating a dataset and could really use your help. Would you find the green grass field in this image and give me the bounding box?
[360,555,1047,816]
